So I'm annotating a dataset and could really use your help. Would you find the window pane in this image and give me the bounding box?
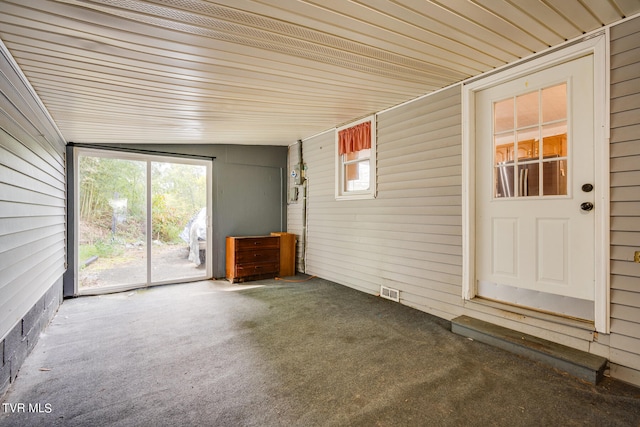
[516,127,539,160]
[517,91,538,128]
[542,122,567,157]
[495,133,514,163]
[494,98,514,133]
[495,164,515,198]
[542,84,566,123]
[518,163,539,197]
[543,160,568,195]
[345,148,370,161]
[78,156,147,290]
[151,162,207,283]
[344,160,370,192]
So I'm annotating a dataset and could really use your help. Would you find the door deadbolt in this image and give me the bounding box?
[582,183,594,192]
[580,202,594,211]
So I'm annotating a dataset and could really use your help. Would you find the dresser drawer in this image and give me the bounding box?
[235,262,279,277]
[235,248,279,264]
[234,236,279,251]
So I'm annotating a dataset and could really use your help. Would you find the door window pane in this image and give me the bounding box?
[542,84,567,122]
[494,98,514,133]
[495,164,515,198]
[543,160,568,195]
[495,133,514,163]
[542,122,567,157]
[518,163,539,197]
[516,127,539,160]
[517,91,538,127]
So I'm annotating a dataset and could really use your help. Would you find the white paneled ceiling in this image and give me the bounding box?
[1,0,638,146]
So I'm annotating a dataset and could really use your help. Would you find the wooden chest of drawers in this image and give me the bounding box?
[226,236,280,283]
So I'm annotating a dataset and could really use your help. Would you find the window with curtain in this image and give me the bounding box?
[335,115,376,199]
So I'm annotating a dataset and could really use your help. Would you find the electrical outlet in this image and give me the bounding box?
[635,251,640,263]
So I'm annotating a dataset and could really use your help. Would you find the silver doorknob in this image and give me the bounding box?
[581,202,594,211]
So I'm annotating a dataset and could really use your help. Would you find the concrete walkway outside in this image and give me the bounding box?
[1,277,639,426]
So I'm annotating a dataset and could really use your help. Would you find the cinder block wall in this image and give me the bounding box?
[0,278,62,397]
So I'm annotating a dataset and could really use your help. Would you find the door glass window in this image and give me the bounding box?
[494,83,568,198]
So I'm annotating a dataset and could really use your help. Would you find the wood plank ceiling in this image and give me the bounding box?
[1,0,638,146]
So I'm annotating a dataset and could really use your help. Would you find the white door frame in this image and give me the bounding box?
[462,34,610,332]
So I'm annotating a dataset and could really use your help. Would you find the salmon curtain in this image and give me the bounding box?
[338,121,371,155]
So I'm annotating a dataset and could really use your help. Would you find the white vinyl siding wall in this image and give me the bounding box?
[609,16,640,386]
[287,142,305,273]
[303,86,464,316]
[0,44,66,343]
[290,17,640,388]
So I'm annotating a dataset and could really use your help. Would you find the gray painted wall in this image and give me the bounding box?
[64,143,288,296]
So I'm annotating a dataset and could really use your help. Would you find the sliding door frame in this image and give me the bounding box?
[73,147,213,295]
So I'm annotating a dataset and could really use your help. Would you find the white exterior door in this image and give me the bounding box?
[475,54,596,320]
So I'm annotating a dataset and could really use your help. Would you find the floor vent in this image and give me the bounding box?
[380,286,400,302]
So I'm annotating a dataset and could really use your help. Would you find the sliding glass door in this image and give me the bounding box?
[75,149,212,294]
[150,160,208,283]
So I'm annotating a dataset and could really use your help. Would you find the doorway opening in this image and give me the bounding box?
[74,148,212,295]
[462,35,609,332]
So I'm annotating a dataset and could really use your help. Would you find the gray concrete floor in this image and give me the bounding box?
[1,277,639,427]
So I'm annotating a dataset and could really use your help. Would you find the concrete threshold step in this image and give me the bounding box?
[451,315,607,385]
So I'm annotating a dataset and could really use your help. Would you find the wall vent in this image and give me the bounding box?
[380,286,400,302]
